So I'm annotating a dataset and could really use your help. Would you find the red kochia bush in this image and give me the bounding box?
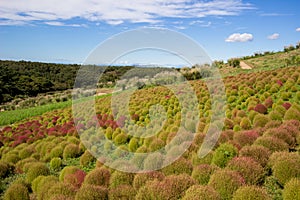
[136,174,196,200]
[254,104,268,114]
[233,130,259,147]
[64,169,86,189]
[239,145,271,167]
[226,156,265,185]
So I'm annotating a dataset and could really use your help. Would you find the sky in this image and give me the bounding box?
[0,0,300,65]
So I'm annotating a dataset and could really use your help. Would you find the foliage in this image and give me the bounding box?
[182,185,221,200]
[3,183,30,200]
[75,184,108,200]
[282,178,300,200]
[232,186,271,200]
[84,168,111,187]
[212,143,238,168]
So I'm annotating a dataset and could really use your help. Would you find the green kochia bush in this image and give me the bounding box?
[3,183,30,200]
[26,162,50,183]
[80,150,96,167]
[46,182,76,200]
[208,169,245,200]
[232,186,271,200]
[50,157,62,171]
[182,185,221,200]
[63,143,80,160]
[253,114,270,128]
[282,178,300,200]
[161,157,193,176]
[109,171,134,188]
[191,164,219,185]
[75,184,108,200]
[212,143,238,168]
[0,161,12,178]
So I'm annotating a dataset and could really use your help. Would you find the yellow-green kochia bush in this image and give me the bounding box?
[282,178,300,200]
[232,186,271,200]
[182,185,221,200]
[75,184,108,200]
[109,185,136,200]
[212,143,238,168]
[3,183,30,200]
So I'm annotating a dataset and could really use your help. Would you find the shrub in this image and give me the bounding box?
[26,162,50,183]
[227,156,265,184]
[263,176,283,200]
[64,169,86,189]
[254,136,289,152]
[63,143,80,160]
[32,175,58,193]
[80,150,96,167]
[50,157,62,171]
[128,138,139,152]
[0,161,11,178]
[182,185,221,200]
[233,186,271,200]
[253,114,270,128]
[149,138,165,152]
[212,143,238,168]
[161,157,193,176]
[239,145,271,167]
[143,152,164,170]
[269,110,283,121]
[208,169,245,200]
[191,151,213,165]
[49,146,64,159]
[109,171,134,188]
[75,184,108,200]
[284,107,300,121]
[3,183,30,200]
[254,104,268,114]
[84,168,111,187]
[109,185,136,200]
[136,174,196,200]
[133,171,165,191]
[59,166,81,181]
[282,178,300,200]
[191,164,219,185]
[114,133,128,145]
[2,153,20,164]
[19,147,35,159]
[240,117,251,130]
[272,154,300,185]
[46,182,76,200]
[233,130,259,147]
[263,128,295,147]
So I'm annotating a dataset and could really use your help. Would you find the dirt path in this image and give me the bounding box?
[240,61,252,69]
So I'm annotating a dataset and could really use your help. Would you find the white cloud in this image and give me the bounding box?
[0,0,254,26]
[267,33,279,40]
[44,21,86,27]
[225,33,253,42]
[296,28,300,32]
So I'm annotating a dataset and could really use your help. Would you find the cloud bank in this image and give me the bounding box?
[0,0,253,26]
[225,33,253,42]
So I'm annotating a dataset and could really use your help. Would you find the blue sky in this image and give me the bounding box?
[0,0,300,64]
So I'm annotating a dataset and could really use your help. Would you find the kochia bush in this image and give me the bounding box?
[182,185,221,200]
[282,178,300,200]
[212,143,238,168]
[232,186,271,200]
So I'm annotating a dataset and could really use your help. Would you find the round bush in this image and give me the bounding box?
[272,154,300,185]
[284,107,300,121]
[212,143,238,168]
[283,178,300,200]
[50,157,62,171]
[263,128,295,147]
[3,183,30,200]
[49,146,64,159]
[84,168,111,187]
[109,171,134,189]
[192,164,219,185]
[133,171,165,191]
[64,169,86,189]
[136,174,196,200]
[0,161,11,178]
[240,117,251,130]
[253,114,270,128]
[233,130,259,147]
[233,186,271,200]
[80,150,96,167]
[269,110,283,121]
[33,175,59,200]
[109,185,136,200]
[143,152,164,170]
[161,157,193,176]
[226,156,265,185]
[191,151,213,165]
[19,147,35,159]
[254,104,268,114]
[63,143,80,160]
[208,169,245,200]
[75,184,108,200]
[26,162,50,183]
[59,166,81,181]
[182,185,221,200]
[239,145,271,167]
[46,182,76,200]
[254,136,289,152]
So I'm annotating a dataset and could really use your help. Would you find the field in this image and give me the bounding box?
[0,59,300,200]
